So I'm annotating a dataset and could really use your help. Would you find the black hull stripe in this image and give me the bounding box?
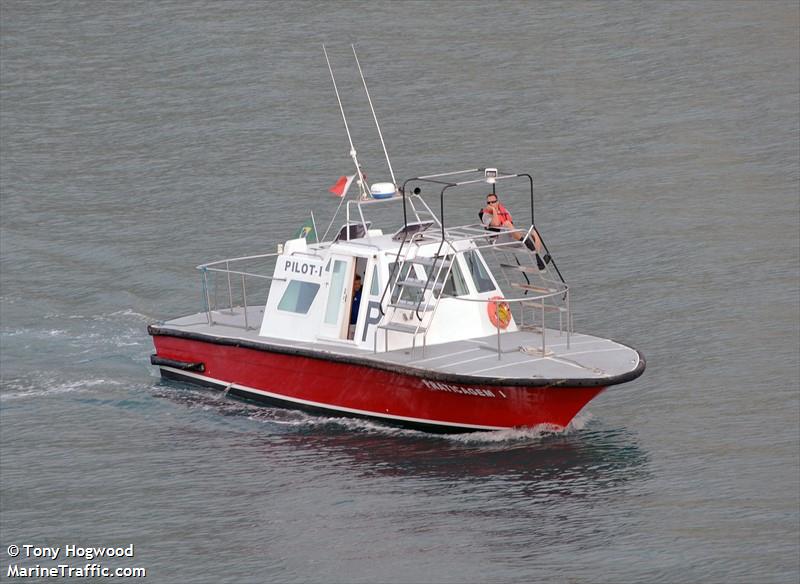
[149,324,646,389]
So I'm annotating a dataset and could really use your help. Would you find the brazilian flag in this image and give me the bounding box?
[295,218,316,241]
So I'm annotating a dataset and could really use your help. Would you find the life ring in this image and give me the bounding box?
[487,296,511,329]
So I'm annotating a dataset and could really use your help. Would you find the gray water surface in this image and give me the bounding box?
[1,2,798,583]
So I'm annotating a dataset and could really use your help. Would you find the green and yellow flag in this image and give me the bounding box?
[295,217,316,241]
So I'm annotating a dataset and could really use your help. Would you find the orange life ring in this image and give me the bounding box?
[487,296,511,329]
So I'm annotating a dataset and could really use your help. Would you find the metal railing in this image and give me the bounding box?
[197,252,284,330]
[451,287,571,360]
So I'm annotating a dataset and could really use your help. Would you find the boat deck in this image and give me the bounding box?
[152,307,643,384]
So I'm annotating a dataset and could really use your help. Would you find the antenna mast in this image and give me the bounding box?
[352,44,397,188]
[323,44,369,198]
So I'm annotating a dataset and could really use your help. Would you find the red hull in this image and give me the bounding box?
[151,335,605,432]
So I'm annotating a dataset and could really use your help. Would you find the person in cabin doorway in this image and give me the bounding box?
[348,274,363,340]
[481,193,551,270]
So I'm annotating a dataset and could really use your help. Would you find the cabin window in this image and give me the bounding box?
[441,257,469,297]
[463,250,496,293]
[370,265,380,295]
[277,280,320,314]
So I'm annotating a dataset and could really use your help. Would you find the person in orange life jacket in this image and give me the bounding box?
[481,194,551,269]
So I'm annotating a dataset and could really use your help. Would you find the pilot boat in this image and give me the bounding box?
[148,49,645,433]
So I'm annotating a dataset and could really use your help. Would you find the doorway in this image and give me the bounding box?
[319,255,367,341]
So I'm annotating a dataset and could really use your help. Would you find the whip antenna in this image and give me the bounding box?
[323,44,369,198]
[352,44,396,188]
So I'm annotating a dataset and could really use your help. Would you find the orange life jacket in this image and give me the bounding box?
[485,202,513,224]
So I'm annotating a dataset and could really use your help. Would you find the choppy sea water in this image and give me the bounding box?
[1,1,798,583]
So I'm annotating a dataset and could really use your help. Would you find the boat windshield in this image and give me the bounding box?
[463,250,495,293]
[440,257,469,297]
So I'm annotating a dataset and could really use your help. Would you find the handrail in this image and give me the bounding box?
[373,273,570,357]
[339,240,384,252]
[445,287,572,357]
[196,252,282,330]
[202,268,283,281]
[198,251,281,270]
[404,231,459,321]
[291,250,325,260]
[416,168,480,180]
[377,230,411,316]
[447,286,567,304]
[411,233,454,321]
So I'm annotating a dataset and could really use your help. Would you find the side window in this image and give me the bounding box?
[277,280,320,314]
[370,265,380,296]
[441,256,469,297]
[464,250,496,293]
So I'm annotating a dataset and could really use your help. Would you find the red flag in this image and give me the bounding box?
[329,174,355,197]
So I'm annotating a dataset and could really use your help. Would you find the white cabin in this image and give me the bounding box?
[259,231,518,352]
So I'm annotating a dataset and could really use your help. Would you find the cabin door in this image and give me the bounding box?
[318,255,355,340]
